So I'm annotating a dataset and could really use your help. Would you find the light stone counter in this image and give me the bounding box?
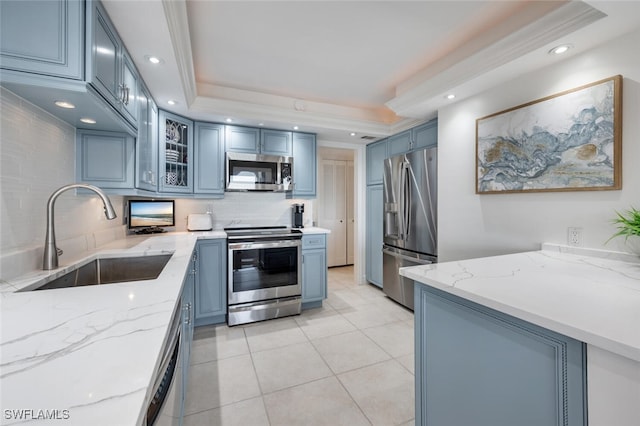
[399,244,640,362]
[400,244,640,425]
[0,231,225,425]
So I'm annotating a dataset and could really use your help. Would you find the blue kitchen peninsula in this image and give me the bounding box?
[400,244,640,426]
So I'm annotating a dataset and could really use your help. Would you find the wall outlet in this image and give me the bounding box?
[567,227,583,246]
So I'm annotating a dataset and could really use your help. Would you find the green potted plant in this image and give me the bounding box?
[608,207,640,254]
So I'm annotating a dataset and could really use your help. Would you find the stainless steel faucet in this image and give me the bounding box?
[43,184,117,270]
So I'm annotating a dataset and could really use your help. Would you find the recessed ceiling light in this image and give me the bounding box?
[350,132,357,137]
[446,94,456,100]
[80,118,96,124]
[225,118,233,123]
[258,123,265,127]
[293,126,299,130]
[549,44,573,55]
[54,100,75,109]
[145,55,163,64]
[167,100,177,105]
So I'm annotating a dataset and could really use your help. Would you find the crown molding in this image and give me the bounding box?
[162,0,197,106]
[386,1,606,118]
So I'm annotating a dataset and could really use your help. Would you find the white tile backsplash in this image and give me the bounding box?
[0,88,126,280]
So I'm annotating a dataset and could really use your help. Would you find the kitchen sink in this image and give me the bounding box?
[24,254,173,291]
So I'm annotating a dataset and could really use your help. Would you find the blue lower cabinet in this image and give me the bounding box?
[414,284,587,426]
[302,235,327,309]
[365,185,383,287]
[194,239,227,326]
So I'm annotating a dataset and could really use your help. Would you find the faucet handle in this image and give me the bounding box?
[56,247,63,256]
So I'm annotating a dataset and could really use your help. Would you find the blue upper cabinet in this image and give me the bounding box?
[291,132,317,198]
[225,125,260,153]
[412,119,437,150]
[366,138,388,186]
[87,0,138,128]
[194,122,225,196]
[0,0,84,79]
[261,129,292,156]
[0,0,141,133]
[159,110,194,193]
[225,126,293,156]
[135,83,158,192]
[387,130,412,157]
[76,129,135,189]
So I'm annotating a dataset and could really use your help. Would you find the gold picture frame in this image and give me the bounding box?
[476,75,622,194]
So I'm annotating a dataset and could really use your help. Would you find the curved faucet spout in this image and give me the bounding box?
[43,184,117,270]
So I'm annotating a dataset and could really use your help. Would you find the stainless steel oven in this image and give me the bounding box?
[226,226,302,326]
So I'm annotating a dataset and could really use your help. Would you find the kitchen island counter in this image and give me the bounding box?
[400,244,640,426]
[0,231,224,425]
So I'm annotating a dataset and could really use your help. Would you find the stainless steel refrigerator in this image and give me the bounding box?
[382,147,437,310]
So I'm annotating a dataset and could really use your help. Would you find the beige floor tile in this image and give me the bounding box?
[184,354,261,415]
[362,320,414,358]
[183,396,270,426]
[338,359,415,426]
[251,342,333,393]
[190,325,249,364]
[263,376,371,426]
[396,353,415,375]
[339,303,403,330]
[295,309,357,340]
[243,317,309,353]
[312,330,390,374]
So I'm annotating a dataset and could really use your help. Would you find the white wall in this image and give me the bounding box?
[438,28,640,262]
[0,88,126,280]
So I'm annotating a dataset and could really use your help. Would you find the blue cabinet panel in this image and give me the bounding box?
[135,84,158,192]
[412,120,437,150]
[76,129,134,188]
[387,130,412,157]
[225,125,260,153]
[366,185,383,287]
[194,122,225,196]
[194,239,227,326]
[302,234,327,305]
[415,284,587,426]
[0,0,84,79]
[366,139,387,186]
[159,110,193,193]
[291,132,317,198]
[261,129,292,156]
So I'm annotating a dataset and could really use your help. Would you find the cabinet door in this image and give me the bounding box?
[415,285,587,426]
[120,50,138,126]
[76,129,134,188]
[89,1,121,106]
[412,119,437,150]
[159,110,193,193]
[261,129,292,156]
[194,122,225,195]
[366,139,387,186]
[136,85,158,191]
[302,248,327,303]
[0,0,84,79]
[195,240,227,326]
[225,125,259,153]
[366,185,383,287]
[291,132,316,198]
[387,130,412,156]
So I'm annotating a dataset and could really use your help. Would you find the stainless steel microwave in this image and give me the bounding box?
[225,152,293,192]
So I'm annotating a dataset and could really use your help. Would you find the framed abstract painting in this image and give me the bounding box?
[476,75,622,194]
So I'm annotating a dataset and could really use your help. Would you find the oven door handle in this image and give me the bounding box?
[228,240,301,250]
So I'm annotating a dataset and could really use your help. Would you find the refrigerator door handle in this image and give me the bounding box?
[382,247,433,264]
[404,162,412,240]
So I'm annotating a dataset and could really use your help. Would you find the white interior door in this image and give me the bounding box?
[319,160,347,267]
[347,161,355,265]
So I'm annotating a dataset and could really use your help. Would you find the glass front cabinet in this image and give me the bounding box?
[159,110,194,193]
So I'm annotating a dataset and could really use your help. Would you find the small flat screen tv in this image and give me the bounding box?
[128,200,175,231]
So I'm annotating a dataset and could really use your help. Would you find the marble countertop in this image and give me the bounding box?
[399,245,640,362]
[0,231,225,425]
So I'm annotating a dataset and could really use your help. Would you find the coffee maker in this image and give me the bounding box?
[292,203,304,228]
